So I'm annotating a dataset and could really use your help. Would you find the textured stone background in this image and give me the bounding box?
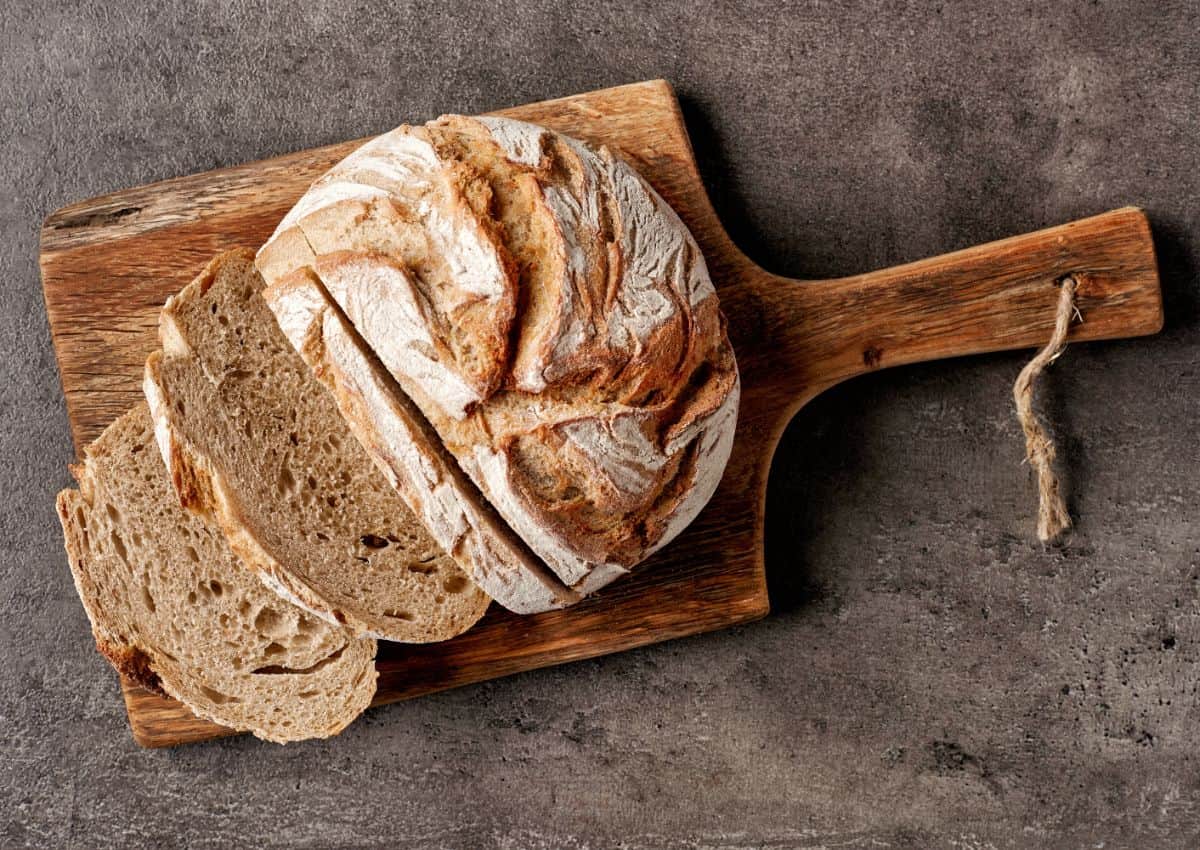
[4,1,1199,847]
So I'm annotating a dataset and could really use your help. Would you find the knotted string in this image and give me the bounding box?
[1013,276,1080,542]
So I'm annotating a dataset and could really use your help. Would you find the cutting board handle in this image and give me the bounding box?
[725,206,1163,411]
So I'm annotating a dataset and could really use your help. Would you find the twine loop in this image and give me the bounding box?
[1013,276,1080,542]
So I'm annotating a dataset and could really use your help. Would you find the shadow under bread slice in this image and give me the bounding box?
[143,249,491,642]
[56,404,377,743]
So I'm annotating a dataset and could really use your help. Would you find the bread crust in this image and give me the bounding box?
[95,627,165,696]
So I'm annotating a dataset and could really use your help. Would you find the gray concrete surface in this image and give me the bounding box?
[3,1,1199,847]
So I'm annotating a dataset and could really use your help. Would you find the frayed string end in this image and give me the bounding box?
[1013,277,1079,543]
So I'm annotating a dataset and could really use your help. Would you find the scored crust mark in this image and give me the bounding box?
[257,116,741,601]
[145,249,491,641]
[55,405,377,743]
[260,128,518,418]
[460,116,720,396]
[312,251,484,420]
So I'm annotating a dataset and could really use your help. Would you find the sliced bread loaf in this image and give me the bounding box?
[56,404,377,743]
[143,249,491,641]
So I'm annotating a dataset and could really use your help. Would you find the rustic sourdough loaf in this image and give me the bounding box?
[144,249,491,640]
[257,115,740,598]
[56,404,377,743]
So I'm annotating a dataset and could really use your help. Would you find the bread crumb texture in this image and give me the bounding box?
[144,250,491,641]
[56,404,377,743]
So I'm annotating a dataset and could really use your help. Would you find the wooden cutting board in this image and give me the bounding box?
[41,79,1163,747]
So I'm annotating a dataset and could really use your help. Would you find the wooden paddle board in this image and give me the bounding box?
[40,79,1162,747]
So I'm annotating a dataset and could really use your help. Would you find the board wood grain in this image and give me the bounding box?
[41,80,1163,747]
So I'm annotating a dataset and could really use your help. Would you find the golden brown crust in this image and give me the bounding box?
[167,431,216,515]
[96,640,165,697]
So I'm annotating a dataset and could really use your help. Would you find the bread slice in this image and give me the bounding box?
[264,269,578,613]
[56,405,377,743]
[143,249,491,641]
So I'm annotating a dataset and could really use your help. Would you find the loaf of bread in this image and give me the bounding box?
[56,405,377,742]
[257,115,740,600]
[55,115,741,742]
[144,249,492,640]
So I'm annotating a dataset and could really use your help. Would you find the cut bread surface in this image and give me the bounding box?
[144,249,491,641]
[56,404,377,743]
[264,269,578,613]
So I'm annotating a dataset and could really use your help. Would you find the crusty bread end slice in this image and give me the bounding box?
[144,249,491,642]
[56,405,377,743]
